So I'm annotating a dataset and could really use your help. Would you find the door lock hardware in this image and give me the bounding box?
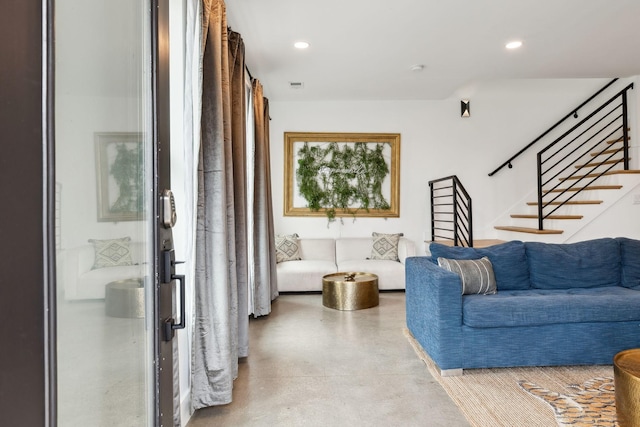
[162,249,186,341]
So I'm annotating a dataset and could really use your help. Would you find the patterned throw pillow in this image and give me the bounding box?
[438,256,497,295]
[88,237,133,269]
[275,233,301,263]
[370,232,403,261]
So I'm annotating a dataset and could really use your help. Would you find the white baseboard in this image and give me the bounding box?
[180,391,192,427]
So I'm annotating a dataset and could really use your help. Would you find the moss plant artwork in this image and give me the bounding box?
[284,132,400,220]
[296,141,391,222]
[109,142,144,213]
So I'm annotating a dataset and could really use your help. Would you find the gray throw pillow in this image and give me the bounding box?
[275,233,302,263]
[370,232,403,261]
[438,256,497,295]
[88,237,133,269]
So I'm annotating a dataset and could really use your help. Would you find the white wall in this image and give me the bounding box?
[56,0,148,249]
[269,78,640,254]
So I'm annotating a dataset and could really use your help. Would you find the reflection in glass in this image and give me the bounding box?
[55,0,153,425]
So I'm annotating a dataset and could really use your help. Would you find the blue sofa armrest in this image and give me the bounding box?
[405,256,464,371]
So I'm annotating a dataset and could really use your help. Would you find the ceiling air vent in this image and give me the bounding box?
[289,82,304,89]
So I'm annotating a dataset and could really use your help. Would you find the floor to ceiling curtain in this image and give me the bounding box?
[251,80,278,316]
[191,0,249,408]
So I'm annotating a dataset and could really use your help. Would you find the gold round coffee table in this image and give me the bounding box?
[105,278,146,318]
[614,348,640,426]
[322,272,379,311]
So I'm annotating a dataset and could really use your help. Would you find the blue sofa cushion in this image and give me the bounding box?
[617,237,640,290]
[525,238,621,289]
[463,287,640,328]
[429,240,530,290]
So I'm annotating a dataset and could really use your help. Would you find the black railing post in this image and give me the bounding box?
[468,196,473,248]
[537,152,544,230]
[452,179,459,246]
[622,91,630,171]
[429,181,435,242]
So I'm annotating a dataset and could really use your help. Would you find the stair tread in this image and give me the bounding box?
[526,200,603,206]
[559,169,640,181]
[591,148,624,156]
[511,214,583,219]
[607,135,630,144]
[575,158,626,168]
[545,185,623,192]
[494,226,563,235]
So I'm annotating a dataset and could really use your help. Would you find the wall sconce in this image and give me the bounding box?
[461,99,470,117]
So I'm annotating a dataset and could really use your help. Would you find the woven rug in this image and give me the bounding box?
[404,328,618,426]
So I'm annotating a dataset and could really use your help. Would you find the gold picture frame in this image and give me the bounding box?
[284,132,400,218]
[95,132,145,222]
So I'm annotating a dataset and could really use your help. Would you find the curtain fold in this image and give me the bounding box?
[252,80,278,316]
[228,29,249,357]
[191,0,249,409]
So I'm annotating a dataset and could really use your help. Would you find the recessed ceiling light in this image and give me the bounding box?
[294,41,310,49]
[506,40,523,50]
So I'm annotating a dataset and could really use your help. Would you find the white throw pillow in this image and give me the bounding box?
[88,237,133,269]
[370,232,403,261]
[275,233,302,263]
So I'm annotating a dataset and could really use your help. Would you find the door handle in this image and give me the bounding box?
[164,273,185,341]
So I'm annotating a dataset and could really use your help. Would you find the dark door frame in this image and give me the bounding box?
[0,0,174,425]
[0,0,55,425]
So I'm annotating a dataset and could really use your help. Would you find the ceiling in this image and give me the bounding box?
[226,0,640,101]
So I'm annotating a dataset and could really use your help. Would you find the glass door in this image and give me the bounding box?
[54,0,174,425]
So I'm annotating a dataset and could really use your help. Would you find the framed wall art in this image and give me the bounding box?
[95,132,145,222]
[284,132,400,220]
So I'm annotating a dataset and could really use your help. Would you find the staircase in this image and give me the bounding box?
[492,79,639,242]
[429,79,638,248]
[494,169,640,240]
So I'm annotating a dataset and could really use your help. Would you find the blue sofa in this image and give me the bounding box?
[406,237,640,376]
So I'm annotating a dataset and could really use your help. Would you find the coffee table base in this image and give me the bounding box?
[105,278,145,318]
[322,272,379,310]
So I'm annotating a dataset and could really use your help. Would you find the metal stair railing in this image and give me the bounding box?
[488,78,620,177]
[429,175,473,247]
[536,83,634,230]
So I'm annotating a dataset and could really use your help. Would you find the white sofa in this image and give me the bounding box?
[61,242,146,300]
[276,237,415,292]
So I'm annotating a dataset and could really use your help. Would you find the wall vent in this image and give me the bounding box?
[289,82,304,89]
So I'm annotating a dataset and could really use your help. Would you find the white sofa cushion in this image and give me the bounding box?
[335,237,414,264]
[276,238,337,292]
[298,238,336,262]
[337,259,406,290]
[277,260,338,292]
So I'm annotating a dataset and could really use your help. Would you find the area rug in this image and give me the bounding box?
[404,328,618,426]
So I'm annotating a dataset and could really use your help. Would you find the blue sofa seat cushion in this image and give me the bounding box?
[525,238,621,289]
[429,240,530,290]
[463,287,640,328]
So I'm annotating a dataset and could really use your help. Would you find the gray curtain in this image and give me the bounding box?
[252,80,278,316]
[191,0,249,409]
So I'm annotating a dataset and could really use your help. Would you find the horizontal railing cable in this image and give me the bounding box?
[429,175,473,247]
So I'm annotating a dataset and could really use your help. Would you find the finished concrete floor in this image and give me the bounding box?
[187,292,469,426]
